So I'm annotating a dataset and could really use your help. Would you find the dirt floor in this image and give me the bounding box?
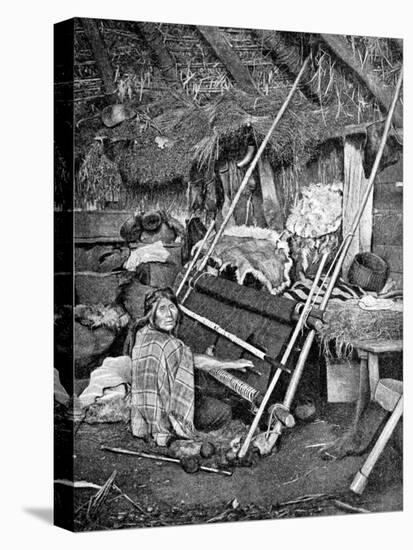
[54,395,403,532]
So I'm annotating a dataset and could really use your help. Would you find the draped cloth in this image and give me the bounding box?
[131,325,196,446]
[342,137,373,278]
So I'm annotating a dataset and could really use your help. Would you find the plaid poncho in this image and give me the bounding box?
[131,325,195,446]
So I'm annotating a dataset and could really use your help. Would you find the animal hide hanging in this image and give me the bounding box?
[193,225,292,295]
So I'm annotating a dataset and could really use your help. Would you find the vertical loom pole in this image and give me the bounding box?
[189,55,311,285]
[176,219,215,297]
[318,65,403,303]
[248,66,403,456]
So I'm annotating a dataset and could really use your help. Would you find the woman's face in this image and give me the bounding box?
[153,297,179,332]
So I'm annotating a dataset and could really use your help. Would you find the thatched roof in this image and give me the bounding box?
[66,19,403,202]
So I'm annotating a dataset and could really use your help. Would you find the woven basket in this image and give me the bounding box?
[348,252,389,292]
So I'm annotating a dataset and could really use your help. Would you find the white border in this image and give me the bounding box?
[2,1,410,549]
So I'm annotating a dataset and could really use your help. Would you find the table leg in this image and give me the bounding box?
[351,352,370,429]
[350,394,403,494]
[321,353,370,459]
[368,352,380,400]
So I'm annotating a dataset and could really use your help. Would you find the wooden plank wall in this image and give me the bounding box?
[74,210,135,243]
[372,158,403,289]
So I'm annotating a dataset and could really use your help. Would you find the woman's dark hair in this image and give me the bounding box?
[143,287,178,316]
[123,287,180,356]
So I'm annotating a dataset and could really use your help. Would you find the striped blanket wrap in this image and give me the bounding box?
[283,277,364,307]
[131,325,196,446]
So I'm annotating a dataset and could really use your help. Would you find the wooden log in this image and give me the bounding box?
[372,212,402,246]
[138,23,185,94]
[321,34,403,127]
[197,26,258,94]
[74,210,135,241]
[81,19,117,103]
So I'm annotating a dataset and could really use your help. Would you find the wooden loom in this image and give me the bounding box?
[178,273,323,412]
[176,58,403,457]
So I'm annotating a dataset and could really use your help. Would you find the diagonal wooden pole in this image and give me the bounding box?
[176,219,215,297]
[241,66,403,457]
[179,304,290,372]
[238,253,328,458]
[182,55,311,301]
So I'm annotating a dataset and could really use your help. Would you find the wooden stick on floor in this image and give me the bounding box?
[350,395,403,495]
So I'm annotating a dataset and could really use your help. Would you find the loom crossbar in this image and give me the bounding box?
[208,368,262,405]
[190,275,297,324]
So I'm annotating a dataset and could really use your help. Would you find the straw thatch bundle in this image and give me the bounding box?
[92,85,349,190]
[319,299,403,358]
[71,21,402,208]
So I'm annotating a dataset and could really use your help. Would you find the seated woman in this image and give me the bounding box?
[127,287,253,446]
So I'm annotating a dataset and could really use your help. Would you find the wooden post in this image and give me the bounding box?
[81,18,117,103]
[197,26,258,95]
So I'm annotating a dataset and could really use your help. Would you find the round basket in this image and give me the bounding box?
[347,252,389,292]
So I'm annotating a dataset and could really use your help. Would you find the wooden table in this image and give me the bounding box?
[352,339,403,400]
[325,338,403,460]
[349,339,403,494]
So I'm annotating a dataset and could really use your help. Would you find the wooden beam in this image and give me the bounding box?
[81,18,117,103]
[138,23,183,93]
[252,30,324,102]
[197,26,258,95]
[325,120,402,143]
[320,34,403,127]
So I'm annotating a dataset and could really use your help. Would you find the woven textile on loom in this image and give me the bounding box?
[193,225,292,295]
[179,275,299,397]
